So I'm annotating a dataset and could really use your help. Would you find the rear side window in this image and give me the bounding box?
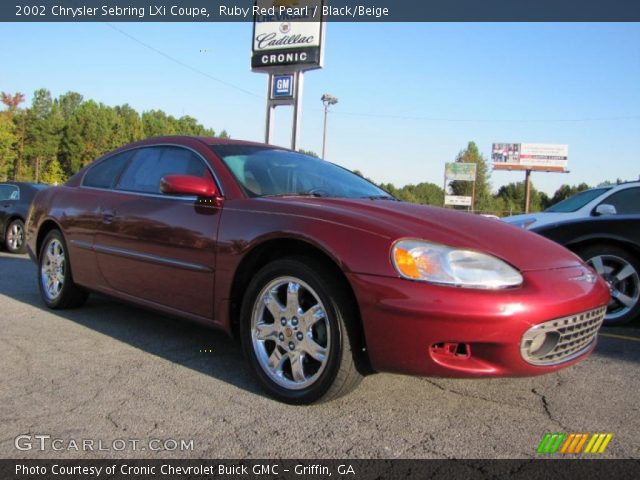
[0,185,19,201]
[601,187,640,214]
[116,147,212,194]
[83,151,133,189]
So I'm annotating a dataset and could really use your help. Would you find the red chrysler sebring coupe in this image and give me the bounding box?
[26,137,609,404]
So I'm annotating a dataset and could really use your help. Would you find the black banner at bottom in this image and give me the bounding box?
[3,459,640,480]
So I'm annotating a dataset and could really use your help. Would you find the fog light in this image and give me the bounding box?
[529,333,547,354]
[526,331,560,359]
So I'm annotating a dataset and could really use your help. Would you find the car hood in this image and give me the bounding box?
[258,197,584,272]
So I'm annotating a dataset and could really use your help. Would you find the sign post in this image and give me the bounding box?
[444,162,477,211]
[252,0,325,149]
[492,143,569,213]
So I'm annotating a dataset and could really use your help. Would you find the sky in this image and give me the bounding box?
[1,22,639,194]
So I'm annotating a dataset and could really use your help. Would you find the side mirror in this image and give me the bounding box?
[160,175,221,201]
[594,204,616,216]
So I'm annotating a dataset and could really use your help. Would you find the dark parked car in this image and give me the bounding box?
[26,137,609,404]
[0,182,48,254]
[533,215,640,325]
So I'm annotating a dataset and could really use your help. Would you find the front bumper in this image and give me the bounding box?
[347,266,610,378]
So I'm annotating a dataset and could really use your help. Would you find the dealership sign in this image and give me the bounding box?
[444,195,472,207]
[492,143,569,172]
[252,0,325,71]
[445,162,477,182]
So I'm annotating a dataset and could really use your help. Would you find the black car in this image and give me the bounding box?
[0,182,48,254]
[532,215,640,325]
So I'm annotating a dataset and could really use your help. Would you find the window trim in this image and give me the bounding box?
[80,143,225,198]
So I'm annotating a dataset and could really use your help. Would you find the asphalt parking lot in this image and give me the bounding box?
[1,251,638,459]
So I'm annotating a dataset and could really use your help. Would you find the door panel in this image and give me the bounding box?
[93,146,220,319]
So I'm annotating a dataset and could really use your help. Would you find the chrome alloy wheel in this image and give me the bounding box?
[587,254,640,322]
[7,222,24,251]
[41,238,66,301]
[251,276,330,390]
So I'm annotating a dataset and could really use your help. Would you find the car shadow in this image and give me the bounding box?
[0,254,267,398]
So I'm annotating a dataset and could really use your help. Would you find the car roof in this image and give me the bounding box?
[127,135,285,151]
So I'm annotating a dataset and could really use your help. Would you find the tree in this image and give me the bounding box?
[3,88,225,181]
[56,91,83,120]
[495,181,545,214]
[299,149,319,158]
[1,92,25,114]
[1,92,26,180]
[547,183,590,207]
[41,157,65,185]
[24,89,63,182]
[449,141,496,213]
[0,112,16,181]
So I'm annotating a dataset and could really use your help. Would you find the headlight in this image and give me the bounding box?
[391,239,523,289]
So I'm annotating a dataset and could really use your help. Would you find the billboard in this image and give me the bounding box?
[492,143,569,172]
[252,0,325,71]
[445,195,472,207]
[445,162,477,181]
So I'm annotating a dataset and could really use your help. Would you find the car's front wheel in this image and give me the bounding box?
[38,229,89,309]
[240,257,362,404]
[577,244,640,325]
[5,218,26,254]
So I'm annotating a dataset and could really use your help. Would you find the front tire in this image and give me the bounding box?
[240,257,362,404]
[38,230,89,309]
[5,219,26,254]
[577,244,640,325]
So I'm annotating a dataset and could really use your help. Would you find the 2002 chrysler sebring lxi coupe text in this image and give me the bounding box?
[26,137,610,404]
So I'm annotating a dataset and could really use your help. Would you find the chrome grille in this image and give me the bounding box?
[520,306,607,366]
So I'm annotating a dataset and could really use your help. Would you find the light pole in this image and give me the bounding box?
[321,93,338,159]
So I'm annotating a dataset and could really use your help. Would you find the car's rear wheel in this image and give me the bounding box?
[577,244,640,325]
[5,219,26,254]
[38,230,89,309]
[240,257,362,404]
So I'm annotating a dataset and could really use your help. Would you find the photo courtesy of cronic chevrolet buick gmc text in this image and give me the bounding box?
[26,136,610,404]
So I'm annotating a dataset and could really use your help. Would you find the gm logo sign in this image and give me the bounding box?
[272,74,294,99]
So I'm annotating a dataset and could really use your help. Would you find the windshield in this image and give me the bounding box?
[211,145,393,199]
[544,187,611,213]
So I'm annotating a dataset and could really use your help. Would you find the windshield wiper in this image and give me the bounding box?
[363,195,398,201]
[263,191,328,198]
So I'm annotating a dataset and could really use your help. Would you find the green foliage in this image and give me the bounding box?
[495,181,546,215]
[0,88,224,183]
[0,112,16,181]
[41,157,65,185]
[298,149,319,158]
[449,141,498,213]
[379,181,444,205]
[546,183,590,208]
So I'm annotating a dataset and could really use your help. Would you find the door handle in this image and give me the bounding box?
[101,209,117,224]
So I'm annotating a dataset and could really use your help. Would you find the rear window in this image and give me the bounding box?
[0,184,19,201]
[83,151,133,189]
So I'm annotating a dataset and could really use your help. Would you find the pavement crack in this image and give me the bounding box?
[531,387,568,431]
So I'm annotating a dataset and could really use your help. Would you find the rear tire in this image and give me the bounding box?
[38,229,89,309]
[5,219,27,254]
[240,257,362,404]
[576,244,640,325]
